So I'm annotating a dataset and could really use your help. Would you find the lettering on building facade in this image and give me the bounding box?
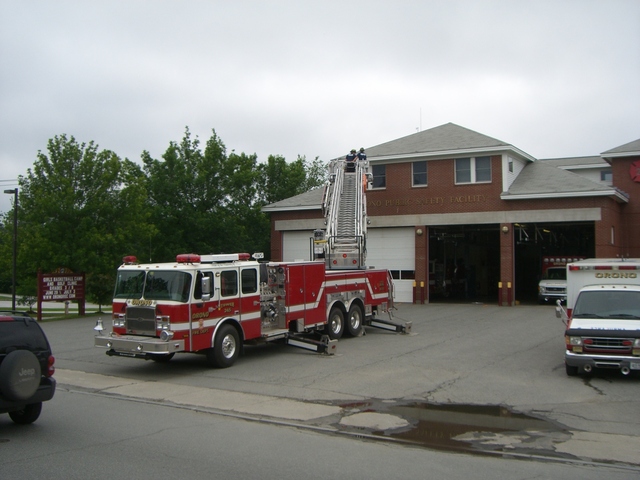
[369,195,487,208]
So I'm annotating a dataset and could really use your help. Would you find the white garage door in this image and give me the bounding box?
[282,228,415,303]
[282,230,314,262]
[366,228,415,303]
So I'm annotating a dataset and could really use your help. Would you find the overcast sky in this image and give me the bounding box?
[1,0,639,213]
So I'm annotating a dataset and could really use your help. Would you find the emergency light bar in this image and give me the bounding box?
[544,257,584,264]
[122,256,138,265]
[176,254,201,263]
[569,264,640,271]
[176,253,251,264]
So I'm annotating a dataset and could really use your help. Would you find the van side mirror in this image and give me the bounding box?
[555,299,568,325]
[201,276,211,301]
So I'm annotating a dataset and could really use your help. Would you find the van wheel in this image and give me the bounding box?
[207,324,240,368]
[327,307,344,340]
[565,364,579,376]
[346,304,364,337]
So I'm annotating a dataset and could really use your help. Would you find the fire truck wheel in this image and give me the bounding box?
[207,324,240,368]
[346,304,364,337]
[327,307,344,340]
[151,353,175,363]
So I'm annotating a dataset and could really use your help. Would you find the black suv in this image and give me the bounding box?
[0,311,56,424]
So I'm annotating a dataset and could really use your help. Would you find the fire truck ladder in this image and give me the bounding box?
[322,158,369,269]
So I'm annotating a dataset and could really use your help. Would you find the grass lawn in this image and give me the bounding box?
[0,293,111,321]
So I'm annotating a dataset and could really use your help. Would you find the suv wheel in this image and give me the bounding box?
[9,402,43,424]
[0,350,41,401]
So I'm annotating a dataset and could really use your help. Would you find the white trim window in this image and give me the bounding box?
[412,161,428,186]
[372,164,386,189]
[455,156,492,184]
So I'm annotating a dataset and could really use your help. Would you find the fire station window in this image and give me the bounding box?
[455,156,491,184]
[601,169,612,182]
[241,268,258,294]
[401,270,415,280]
[389,270,415,280]
[220,270,238,297]
[412,161,427,186]
[194,271,214,300]
[372,164,386,189]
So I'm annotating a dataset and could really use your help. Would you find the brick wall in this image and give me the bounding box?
[367,156,505,216]
[611,155,640,257]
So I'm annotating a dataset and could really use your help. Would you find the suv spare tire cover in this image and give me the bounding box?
[0,350,41,401]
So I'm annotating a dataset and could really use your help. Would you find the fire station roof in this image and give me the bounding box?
[601,138,640,158]
[262,124,634,213]
[502,160,628,203]
[262,186,323,212]
[539,156,609,168]
[362,122,535,162]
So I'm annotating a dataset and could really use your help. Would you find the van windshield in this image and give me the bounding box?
[543,268,566,280]
[114,270,192,303]
[573,290,640,319]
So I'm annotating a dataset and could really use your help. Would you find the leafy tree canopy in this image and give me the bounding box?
[1,127,328,306]
[15,134,154,305]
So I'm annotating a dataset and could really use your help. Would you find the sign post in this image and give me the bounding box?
[37,269,86,321]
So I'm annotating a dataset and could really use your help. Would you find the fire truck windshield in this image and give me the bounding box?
[114,270,192,303]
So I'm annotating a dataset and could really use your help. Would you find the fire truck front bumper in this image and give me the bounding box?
[95,334,185,359]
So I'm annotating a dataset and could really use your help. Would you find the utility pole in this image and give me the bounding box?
[4,188,17,310]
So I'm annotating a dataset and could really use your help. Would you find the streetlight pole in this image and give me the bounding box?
[4,188,17,310]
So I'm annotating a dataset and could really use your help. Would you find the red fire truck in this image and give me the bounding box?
[94,155,410,367]
[94,253,409,367]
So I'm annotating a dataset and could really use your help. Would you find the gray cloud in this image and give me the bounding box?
[1,0,639,212]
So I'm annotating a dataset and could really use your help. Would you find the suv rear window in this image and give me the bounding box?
[0,317,49,352]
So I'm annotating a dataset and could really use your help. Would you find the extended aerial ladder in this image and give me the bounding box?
[315,156,372,269]
[310,155,407,333]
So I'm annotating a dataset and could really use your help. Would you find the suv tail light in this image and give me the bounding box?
[47,355,55,377]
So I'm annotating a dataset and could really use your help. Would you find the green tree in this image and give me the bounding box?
[258,154,327,205]
[300,155,328,192]
[259,155,306,205]
[143,128,272,258]
[219,150,265,254]
[1,127,329,306]
[0,213,14,293]
[17,134,153,307]
[142,128,331,261]
[143,128,229,261]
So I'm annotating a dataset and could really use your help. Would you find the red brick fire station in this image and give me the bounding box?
[264,123,640,305]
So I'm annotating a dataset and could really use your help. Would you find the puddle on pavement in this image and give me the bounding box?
[337,400,567,456]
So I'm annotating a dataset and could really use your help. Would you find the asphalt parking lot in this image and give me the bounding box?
[44,301,640,467]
